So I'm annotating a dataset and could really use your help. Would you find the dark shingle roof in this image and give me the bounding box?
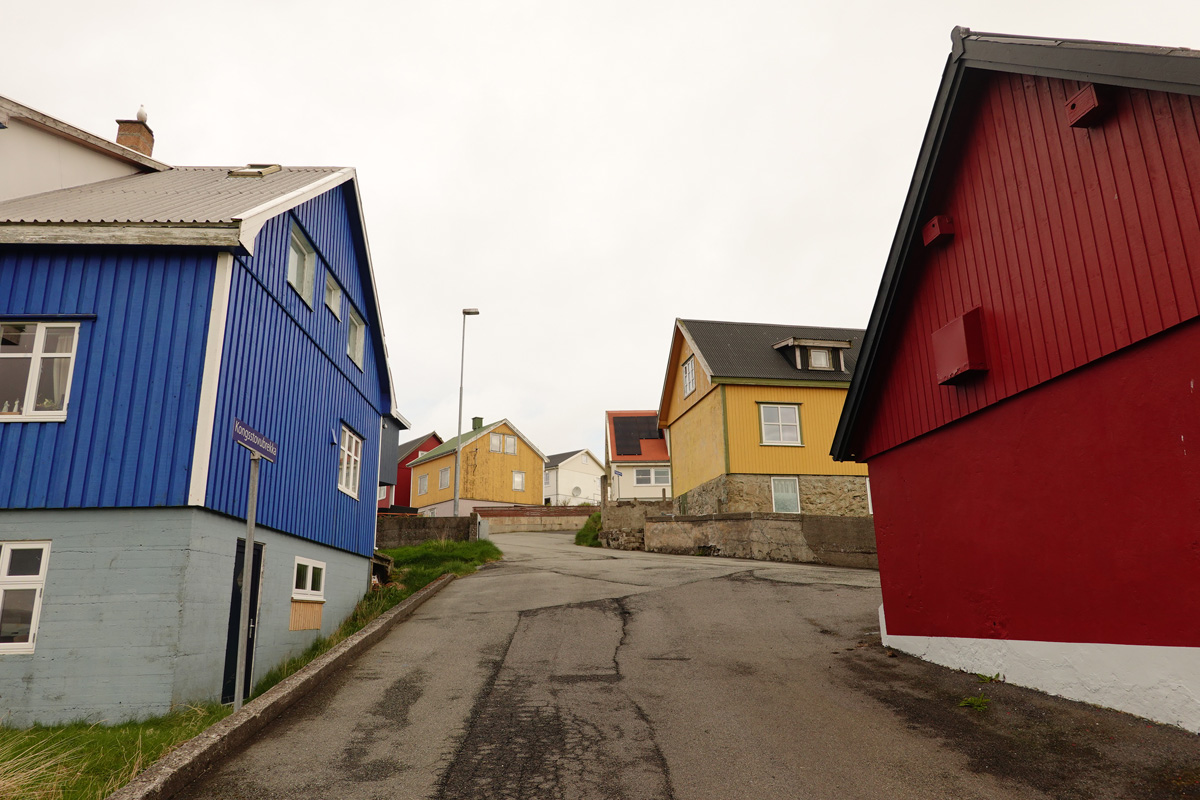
[0,166,348,224]
[397,432,440,462]
[681,319,864,382]
[546,450,585,468]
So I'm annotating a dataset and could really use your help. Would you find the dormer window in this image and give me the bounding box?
[772,336,851,373]
[808,347,833,370]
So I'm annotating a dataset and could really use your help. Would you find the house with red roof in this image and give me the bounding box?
[605,410,672,500]
[832,28,1200,732]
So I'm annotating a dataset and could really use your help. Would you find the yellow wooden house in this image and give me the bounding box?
[409,417,546,516]
[657,319,869,517]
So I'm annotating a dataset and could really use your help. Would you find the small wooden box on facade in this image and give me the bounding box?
[932,307,987,385]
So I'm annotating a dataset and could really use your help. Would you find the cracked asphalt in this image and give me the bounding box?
[175,531,1200,800]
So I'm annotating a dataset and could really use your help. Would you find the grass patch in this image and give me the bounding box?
[4,538,502,799]
[0,703,231,800]
[575,511,602,547]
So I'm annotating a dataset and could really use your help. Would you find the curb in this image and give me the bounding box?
[108,573,458,800]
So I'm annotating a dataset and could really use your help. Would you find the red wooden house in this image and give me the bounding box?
[379,432,443,510]
[833,28,1200,732]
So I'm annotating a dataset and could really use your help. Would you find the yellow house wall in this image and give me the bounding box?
[724,384,868,477]
[662,334,715,426]
[410,451,457,508]
[667,388,727,496]
[411,423,545,509]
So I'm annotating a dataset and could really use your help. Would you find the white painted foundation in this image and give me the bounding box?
[880,605,1200,733]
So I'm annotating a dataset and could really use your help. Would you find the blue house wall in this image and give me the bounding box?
[204,186,387,556]
[0,248,215,509]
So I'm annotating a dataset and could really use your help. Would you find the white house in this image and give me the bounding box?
[544,449,604,505]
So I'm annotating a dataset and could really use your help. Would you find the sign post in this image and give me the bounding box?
[232,418,277,712]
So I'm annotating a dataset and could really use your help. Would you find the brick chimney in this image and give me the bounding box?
[115,105,154,156]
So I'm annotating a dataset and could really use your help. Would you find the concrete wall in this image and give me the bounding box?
[644,512,876,569]
[414,497,540,517]
[375,514,478,549]
[476,506,595,533]
[674,473,870,517]
[0,508,369,725]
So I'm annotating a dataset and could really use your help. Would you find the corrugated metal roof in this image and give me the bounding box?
[546,450,585,468]
[0,166,348,225]
[681,319,864,382]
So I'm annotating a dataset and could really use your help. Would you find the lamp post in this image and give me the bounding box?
[454,308,479,517]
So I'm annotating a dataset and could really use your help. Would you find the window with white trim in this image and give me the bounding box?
[490,433,502,452]
[377,485,388,501]
[325,274,343,318]
[636,468,670,485]
[293,557,325,601]
[417,474,428,495]
[347,308,366,368]
[682,356,696,397]
[338,425,363,498]
[439,466,450,490]
[287,223,317,307]
[582,454,589,465]
[513,471,525,491]
[653,468,670,485]
[544,471,550,486]
[771,477,800,514]
[808,347,833,370]
[760,404,801,445]
[0,541,50,653]
[0,323,79,422]
[504,435,517,455]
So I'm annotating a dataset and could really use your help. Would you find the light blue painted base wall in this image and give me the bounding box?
[0,508,370,726]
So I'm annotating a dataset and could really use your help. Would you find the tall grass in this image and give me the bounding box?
[575,511,603,547]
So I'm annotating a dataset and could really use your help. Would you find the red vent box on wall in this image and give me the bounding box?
[932,307,987,384]
[922,215,955,246]
[1065,84,1103,128]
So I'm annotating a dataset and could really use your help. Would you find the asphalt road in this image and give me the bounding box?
[176,532,1200,800]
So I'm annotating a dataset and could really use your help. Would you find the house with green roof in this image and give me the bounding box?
[408,417,546,515]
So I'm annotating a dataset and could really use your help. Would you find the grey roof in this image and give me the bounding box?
[0,166,347,224]
[397,432,441,462]
[681,319,864,382]
[546,450,585,468]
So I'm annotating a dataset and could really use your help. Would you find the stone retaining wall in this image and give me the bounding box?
[674,474,870,517]
[599,498,673,550]
[644,512,877,569]
[375,514,479,549]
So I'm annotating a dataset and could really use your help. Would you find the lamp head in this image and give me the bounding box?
[462,308,480,316]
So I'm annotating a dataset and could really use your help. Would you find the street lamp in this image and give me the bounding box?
[453,308,479,517]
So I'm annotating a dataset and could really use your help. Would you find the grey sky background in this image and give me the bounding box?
[7,1,1200,461]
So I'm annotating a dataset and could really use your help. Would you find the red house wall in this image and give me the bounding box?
[857,71,1200,460]
[870,316,1200,647]
[379,434,441,509]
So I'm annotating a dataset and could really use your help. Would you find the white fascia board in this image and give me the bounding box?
[0,96,171,171]
[233,168,355,255]
[188,251,235,505]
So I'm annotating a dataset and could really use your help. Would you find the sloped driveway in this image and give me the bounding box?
[175,532,1199,800]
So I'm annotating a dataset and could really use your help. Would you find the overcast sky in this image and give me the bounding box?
[7,1,1200,460]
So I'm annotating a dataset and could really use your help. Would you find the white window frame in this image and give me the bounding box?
[347,308,366,369]
[287,223,317,308]
[292,556,326,602]
[543,471,550,486]
[0,541,51,654]
[771,477,801,514]
[439,466,450,490]
[760,403,802,446]
[635,468,652,486]
[504,435,517,455]
[417,474,428,495]
[808,347,833,370]
[324,273,343,319]
[653,467,670,485]
[338,424,363,499]
[0,322,80,422]
[490,433,502,452]
[581,454,589,465]
[377,485,388,501]
[682,356,696,397]
[513,470,525,491]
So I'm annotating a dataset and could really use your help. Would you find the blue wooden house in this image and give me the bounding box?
[0,96,406,724]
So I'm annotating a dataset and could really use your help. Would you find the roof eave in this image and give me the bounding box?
[0,97,172,173]
[0,222,243,248]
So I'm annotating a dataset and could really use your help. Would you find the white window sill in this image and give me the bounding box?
[0,414,67,423]
[291,596,326,604]
[0,643,36,654]
[338,485,360,500]
[761,442,805,447]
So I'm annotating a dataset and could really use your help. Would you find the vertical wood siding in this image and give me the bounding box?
[859,72,1200,459]
[459,423,545,504]
[205,187,386,556]
[662,332,714,426]
[0,248,214,508]
[725,385,868,477]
